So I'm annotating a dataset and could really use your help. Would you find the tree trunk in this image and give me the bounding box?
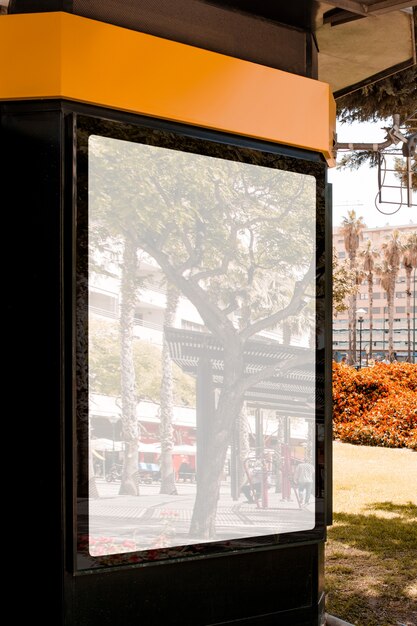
[119,235,140,496]
[368,271,373,359]
[159,284,179,495]
[189,400,243,539]
[387,283,395,361]
[190,354,244,539]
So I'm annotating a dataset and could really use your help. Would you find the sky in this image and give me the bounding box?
[329,119,417,229]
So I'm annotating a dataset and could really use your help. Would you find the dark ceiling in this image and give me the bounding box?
[210,1,416,95]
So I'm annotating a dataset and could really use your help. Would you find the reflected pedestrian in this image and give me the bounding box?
[294,458,315,508]
[178,460,190,482]
[241,464,262,503]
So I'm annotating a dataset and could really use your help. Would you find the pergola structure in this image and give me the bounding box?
[166,327,319,414]
[165,327,320,498]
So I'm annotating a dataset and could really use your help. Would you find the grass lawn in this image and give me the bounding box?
[325,441,417,626]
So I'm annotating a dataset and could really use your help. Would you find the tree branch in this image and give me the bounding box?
[188,223,238,283]
[138,239,237,343]
[239,257,315,341]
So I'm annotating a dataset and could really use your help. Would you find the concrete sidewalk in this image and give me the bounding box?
[85,479,315,555]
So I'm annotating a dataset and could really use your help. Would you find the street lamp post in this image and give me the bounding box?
[383,312,385,357]
[356,308,366,369]
[382,306,388,360]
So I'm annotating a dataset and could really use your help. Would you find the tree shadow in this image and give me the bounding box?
[365,500,417,520]
[326,501,417,626]
[330,508,417,559]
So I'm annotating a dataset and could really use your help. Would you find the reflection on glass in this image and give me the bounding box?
[87,135,316,559]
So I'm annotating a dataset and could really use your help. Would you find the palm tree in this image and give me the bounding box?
[359,240,379,359]
[340,210,365,364]
[159,283,179,495]
[379,230,404,361]
[403,232,417,361]
[119,234,140,495]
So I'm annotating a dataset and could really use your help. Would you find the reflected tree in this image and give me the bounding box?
[159,283,179,495]
[118,233,140,495]
[89,135,318,538]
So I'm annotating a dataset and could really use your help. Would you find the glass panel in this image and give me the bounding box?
[83,130,318,565]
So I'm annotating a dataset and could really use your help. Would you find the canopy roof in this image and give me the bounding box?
[314,1,416,96]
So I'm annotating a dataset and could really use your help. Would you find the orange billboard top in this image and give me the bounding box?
[0,12,336,166]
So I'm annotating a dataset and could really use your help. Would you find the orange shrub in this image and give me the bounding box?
[332,362,417,450]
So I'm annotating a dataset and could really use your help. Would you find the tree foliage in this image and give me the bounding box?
[89,319,195,406]
[394,156,417,191]
[336,63,417,126]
